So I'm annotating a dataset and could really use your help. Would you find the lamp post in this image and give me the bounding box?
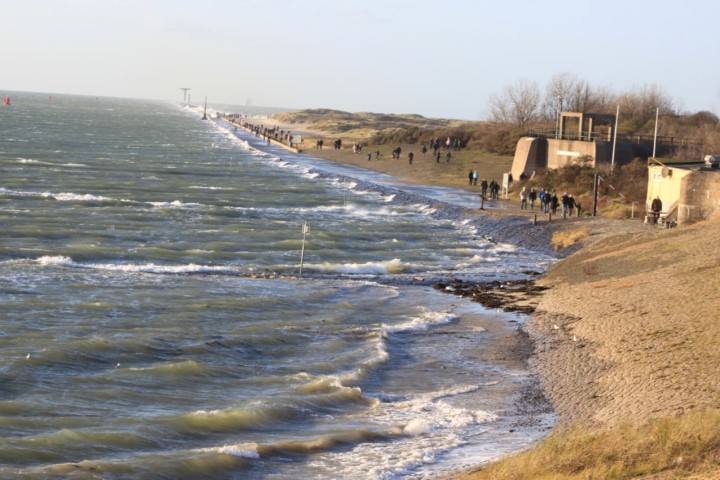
[652,107,659,158]
[555,95,562,139]
[610,105,619,171]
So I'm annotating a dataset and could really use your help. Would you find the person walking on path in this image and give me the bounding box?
[529,187,537,210]
[561,192,570,217]
[520,187,528,210]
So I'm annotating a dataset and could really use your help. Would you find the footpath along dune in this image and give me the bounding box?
[232,113,720,476]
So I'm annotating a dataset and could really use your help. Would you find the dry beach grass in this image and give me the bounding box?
[233,114,720,478]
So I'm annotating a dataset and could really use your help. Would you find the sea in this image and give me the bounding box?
[0,92,555,479]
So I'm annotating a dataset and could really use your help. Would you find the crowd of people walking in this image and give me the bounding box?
[519,187,581,217]
[467,171,500,199]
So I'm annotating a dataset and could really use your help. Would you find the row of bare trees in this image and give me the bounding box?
[487,73,720,156]
[488,73,679,129]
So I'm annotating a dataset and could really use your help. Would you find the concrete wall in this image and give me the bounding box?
[678,170,720,224]
[546,139,596,170]
[511,137,654,179]
[646,165,720,225]
[646,165,692,216]
[511,137,546,179]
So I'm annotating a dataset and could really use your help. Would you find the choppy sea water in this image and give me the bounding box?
[0,92,554,479]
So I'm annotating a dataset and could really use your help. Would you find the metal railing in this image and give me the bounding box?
[526,128,701,147]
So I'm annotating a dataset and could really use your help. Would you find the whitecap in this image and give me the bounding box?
[42,192,114,202]
[382,308,457,335]
[198,443,260,459]
[310,258,405,275]
[35,255,75,267]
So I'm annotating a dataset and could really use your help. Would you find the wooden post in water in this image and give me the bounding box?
[299,222,309,277]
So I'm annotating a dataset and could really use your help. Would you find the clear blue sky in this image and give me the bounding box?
[1,0,717,120]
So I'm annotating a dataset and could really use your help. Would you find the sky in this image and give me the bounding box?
[1,0,718,120]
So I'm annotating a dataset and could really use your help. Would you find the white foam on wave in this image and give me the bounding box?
[42,191,114,202]
[382,308,457,335]
[344,204,400,218]
[310,258,405,275]
[35,255,74,267]
[294,374,377,408]
[198,442,260,459]
[298,204,347,214]
[1,187,137,205]
[148,200,201,208]
[455,253,502,268]
[19,158,87,168]
[189,185,233,191]
[409,203,436,215]
[89,262,236,275]
[403,418,431,435]
[32,255,236,276]
[308,383,499,479]
[339,333,390,384]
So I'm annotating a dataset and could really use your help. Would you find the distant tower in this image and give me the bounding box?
[180,88,191,106]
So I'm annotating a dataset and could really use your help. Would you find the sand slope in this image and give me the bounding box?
[528,218,720,428]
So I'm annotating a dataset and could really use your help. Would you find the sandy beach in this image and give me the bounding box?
[229,116,514,194]
[230,114,720,478]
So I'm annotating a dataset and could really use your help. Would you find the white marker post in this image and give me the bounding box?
[299,222,310,277]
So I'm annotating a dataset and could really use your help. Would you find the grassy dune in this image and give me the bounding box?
[464,409,720,479]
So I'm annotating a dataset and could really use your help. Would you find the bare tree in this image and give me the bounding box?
[488,79,541,130]
[543,73,616,115]
[583,85,616,113]
[617,84,675,126]
[567,79,597,112]
[544,73,577,117]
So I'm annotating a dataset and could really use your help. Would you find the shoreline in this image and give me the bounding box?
[223,112,720,477]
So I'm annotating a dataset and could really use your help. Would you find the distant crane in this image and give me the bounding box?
[180,88,191,106]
